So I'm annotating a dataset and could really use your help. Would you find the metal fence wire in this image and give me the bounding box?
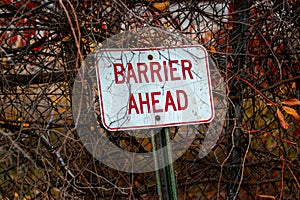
[1,0,300,199]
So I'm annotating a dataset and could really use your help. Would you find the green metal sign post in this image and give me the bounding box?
[151,128,178,200]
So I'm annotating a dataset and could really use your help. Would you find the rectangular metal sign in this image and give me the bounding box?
[96,45,214,130]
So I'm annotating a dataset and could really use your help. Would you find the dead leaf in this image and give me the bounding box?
[207,45,216,54]
[153,2,170,12]
[277,108,289,129]
[282,106,300,121]
[282,98,300,106]
[258,194,276,199]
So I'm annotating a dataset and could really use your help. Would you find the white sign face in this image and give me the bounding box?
[96,45,214,131]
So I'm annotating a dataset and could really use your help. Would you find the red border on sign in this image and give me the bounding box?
[95,45,214,131]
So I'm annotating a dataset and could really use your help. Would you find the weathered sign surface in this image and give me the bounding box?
[96,45,214,130]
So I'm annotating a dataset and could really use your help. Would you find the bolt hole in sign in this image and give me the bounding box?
[96,45,214,131]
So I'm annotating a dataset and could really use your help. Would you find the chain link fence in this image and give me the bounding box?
[1,0,300,199]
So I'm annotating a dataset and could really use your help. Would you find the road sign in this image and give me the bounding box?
[96,45,214,131]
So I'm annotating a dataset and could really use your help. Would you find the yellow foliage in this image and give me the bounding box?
[242,97,277,130]
[62,34,71,42]
[152,2,170,12]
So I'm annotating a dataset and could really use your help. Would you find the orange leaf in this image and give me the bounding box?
[258,194,276,200]
[277,108,289,129]
[207,45,216,54]
[153,2,170,12]
[282,106,300,121]
[282,98,300,106]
